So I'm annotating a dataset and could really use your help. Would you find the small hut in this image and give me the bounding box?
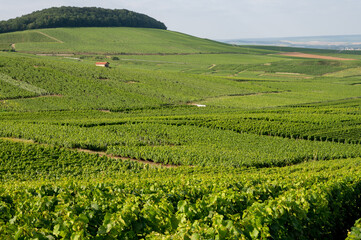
[95,62,110,67]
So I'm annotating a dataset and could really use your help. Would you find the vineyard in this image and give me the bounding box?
[0,27,257,54]
[2,139,361,239]
[1,27,361,239]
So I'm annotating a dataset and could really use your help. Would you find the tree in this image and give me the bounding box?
[0,7,167,34]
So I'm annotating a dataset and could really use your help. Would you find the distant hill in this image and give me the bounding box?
[0,27,265,54]
[223,35,361,51]
[0,7,167,34]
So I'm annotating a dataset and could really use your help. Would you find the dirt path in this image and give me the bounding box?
[35,31,64,43]
[208,64,217,70]
[1,137,34,144]
[278,52,356,61]
[76,148,176,168]
[37,54,74,57]
[98,109,111,113]
[0,137,176,168]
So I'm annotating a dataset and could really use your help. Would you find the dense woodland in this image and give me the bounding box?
[0,7,167,33]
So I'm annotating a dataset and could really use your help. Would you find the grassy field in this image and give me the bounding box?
[0,27,273,54]
[2,27,361,238]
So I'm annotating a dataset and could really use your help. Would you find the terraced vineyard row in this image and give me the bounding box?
[0,53,272,111]
[1,121,361,167]
[1,139,361,239]
[140,100,361,145]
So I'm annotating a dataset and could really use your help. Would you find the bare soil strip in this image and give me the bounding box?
[208,64,217,70]
[37,54,74,57]
[98,109,111,113]
[35,31,64,43]
[278,52,356,61]
[1,137,34,144]
[76,149,176,168]
[0,137,176,168]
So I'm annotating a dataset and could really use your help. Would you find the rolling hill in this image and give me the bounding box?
[0,27,259,54]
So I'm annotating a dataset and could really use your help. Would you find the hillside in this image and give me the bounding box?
[0,27,260,54]
[0,6,166,34]
[2,21,361,238]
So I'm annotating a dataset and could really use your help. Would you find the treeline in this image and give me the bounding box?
[0,6,167,33]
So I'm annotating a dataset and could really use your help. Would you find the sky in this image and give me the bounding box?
[0,0,361,40]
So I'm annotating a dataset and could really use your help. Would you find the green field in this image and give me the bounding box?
[2,27,361,239]
[0,27,269,54]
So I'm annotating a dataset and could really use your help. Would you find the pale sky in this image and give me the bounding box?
[0,0,361,39]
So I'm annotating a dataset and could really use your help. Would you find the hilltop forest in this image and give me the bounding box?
[0,7,167,34]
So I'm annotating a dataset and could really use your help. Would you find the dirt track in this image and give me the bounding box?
[278,52,356,61]
[0,137,176,168]
[35,31,64,43]
[76,148,176,168]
